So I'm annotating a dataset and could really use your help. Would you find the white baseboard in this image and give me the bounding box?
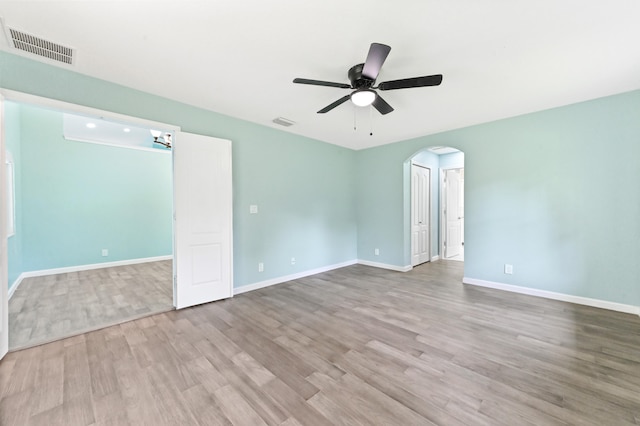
[234,260,358,295]
[8,276,23,299]
[8,255,173,300]
[357,260,412,272]
[463,277,640,316]
[431,255,440,262]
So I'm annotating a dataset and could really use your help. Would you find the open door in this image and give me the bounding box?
[174,132,233,309]
[444,168,463,259]
[0,95,8,360]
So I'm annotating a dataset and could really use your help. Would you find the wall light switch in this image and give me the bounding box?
[249,205,258,214]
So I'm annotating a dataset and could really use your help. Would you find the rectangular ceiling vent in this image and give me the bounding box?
[272,117,295,127]
[7,27,75,65]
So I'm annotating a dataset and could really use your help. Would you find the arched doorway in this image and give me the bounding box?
[404,146,465,267]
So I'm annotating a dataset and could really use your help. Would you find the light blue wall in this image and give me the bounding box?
[357,89,640,306]
[439,151,464,169]
[4,50,640,307]
[18,104,173,272]
[0,51,357,289]
[4,102,23,287]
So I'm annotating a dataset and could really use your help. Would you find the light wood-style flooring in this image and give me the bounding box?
[1,260,640,425]
[8,260,173,350]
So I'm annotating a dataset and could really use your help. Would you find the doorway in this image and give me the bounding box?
[0,90,234,356]
[5,100,175,350]
[404,147,464,270]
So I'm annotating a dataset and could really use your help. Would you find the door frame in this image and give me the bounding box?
[410,163,431,266]
[0,89,182,358]
[440,166,464,260]
[1,94,8,358]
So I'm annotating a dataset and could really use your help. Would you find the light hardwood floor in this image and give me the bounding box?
[8,260,173,350]
[1,260,639,425]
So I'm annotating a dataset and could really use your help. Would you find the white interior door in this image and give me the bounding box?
[174,132,233,309]
[411,164,430,266]
[0,95,8,360]
[444,168,463,258]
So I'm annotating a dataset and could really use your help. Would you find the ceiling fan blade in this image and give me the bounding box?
[293,78,351,89]
[317,95,351,113]
[378,74,443,91]
[372,94,394,115]
[361,43,391,81]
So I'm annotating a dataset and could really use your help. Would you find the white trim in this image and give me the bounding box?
[234,260,358,295]
[64,136,171,154]
[0,89,180,133]
[8,255,172,299]
[431,255,440,262]
[7,274,23,300]
[358,259,412,272]
[463,277,640,316]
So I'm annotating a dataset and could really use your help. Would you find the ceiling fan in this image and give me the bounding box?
[293,43,443,115]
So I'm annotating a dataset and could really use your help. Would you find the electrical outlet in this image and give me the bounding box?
[249,205,258,214]
[258,262,264,272]
[374,248,380,256]
[101,249,108,257]
[291,257,296,265]
[504,264,513,274]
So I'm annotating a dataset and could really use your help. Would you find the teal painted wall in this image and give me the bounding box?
[0,51,357,289]
[4,102,23,287]
[439,151,464,169]
[356,89,640,306]
[3,50,639,307]
[18,104,173,272]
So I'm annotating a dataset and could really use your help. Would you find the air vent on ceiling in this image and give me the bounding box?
[7,27,74,65]
[272,117,295,127]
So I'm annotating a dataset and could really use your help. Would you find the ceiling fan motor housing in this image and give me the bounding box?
[348,64,374,89]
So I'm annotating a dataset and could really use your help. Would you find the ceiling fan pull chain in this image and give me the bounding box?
[370,105,374,136]
[354,106,357,131]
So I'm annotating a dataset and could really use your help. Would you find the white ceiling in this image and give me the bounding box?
[1,1,639,151]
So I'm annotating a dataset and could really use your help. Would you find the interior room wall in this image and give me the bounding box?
[16,103,173,274]
[3,50,639,307]
[439,151,464,169]
[0,51,358,289]
[356,89,640,307]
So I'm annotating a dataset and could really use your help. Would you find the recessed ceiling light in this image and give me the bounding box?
[123,128,131,133]
[86,123,96,129]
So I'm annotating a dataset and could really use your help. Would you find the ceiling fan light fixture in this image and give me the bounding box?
[351,89,376,107]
